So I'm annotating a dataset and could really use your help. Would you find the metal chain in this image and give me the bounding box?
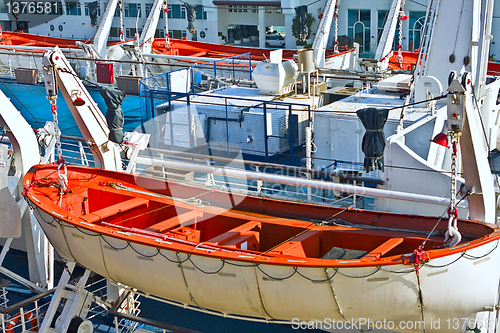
[450,136,458,209]
[119,0,125,42]
[397,11,404,67]
[445,134,461,246]
[333,8,339,53]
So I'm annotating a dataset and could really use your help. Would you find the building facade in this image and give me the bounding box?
[0,0,499,59]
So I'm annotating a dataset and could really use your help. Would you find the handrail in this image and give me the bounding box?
[109,291,203,333]
[0,49,188,69]
[0,288,55,315]
[143,147,384,185]
[135,155,461,207]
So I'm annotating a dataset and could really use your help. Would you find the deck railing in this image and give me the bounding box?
[54,134,380,210]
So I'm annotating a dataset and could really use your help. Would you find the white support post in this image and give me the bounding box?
[306,127,312,202]
[258,7,265,49]
[38,262,76,333]
[0,238,13,265]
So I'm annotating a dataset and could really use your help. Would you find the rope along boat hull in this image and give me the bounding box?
[23,164,500,332]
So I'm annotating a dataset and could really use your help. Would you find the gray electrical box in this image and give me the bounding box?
[446,78,466,132]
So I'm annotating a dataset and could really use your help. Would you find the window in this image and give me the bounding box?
[170,4,185,19]
[377,10,387,42]
[173,30,181,38]
[265,7,272,13]
[170,29,186,39]
[0,21,11,30]
[144,3,165,17]
[196,5,206,20]
[266,35,284,41]
[125,3,141,17]
[348,9,371,53]
[126,27,142,37]
[154,29,165,38]
[110,27,119,37]
[409,11,425,51]
[200,31,205,38]
[377,10,398,50]
[251,6,257,13]
[85,2,101,16]
[276,7,282,13]
[228,5,249,13]
[65,2,81,15]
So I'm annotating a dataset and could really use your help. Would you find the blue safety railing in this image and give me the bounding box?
[139,54,312,165]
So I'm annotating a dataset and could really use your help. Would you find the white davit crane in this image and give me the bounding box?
[139,0,166,54]
[92,0,120,59]
[42,47,122,170]
[311,0,339,69]
[41,47,149,172]
[374,0,405,71]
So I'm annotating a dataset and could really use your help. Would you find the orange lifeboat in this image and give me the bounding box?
[22,164,500,330]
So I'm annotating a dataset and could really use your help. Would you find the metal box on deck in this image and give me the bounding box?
[116,76,142,95]
[96,62,114,84]
[14,68,38,85]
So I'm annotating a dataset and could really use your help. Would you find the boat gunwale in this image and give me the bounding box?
[23,164,500,269]
[151,37,356,60]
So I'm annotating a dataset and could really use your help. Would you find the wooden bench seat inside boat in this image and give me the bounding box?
[206,221,261,250]
[361,237,404,261]
[82,198,149,223]
[268,230,320,257]
[146,211,204,233]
